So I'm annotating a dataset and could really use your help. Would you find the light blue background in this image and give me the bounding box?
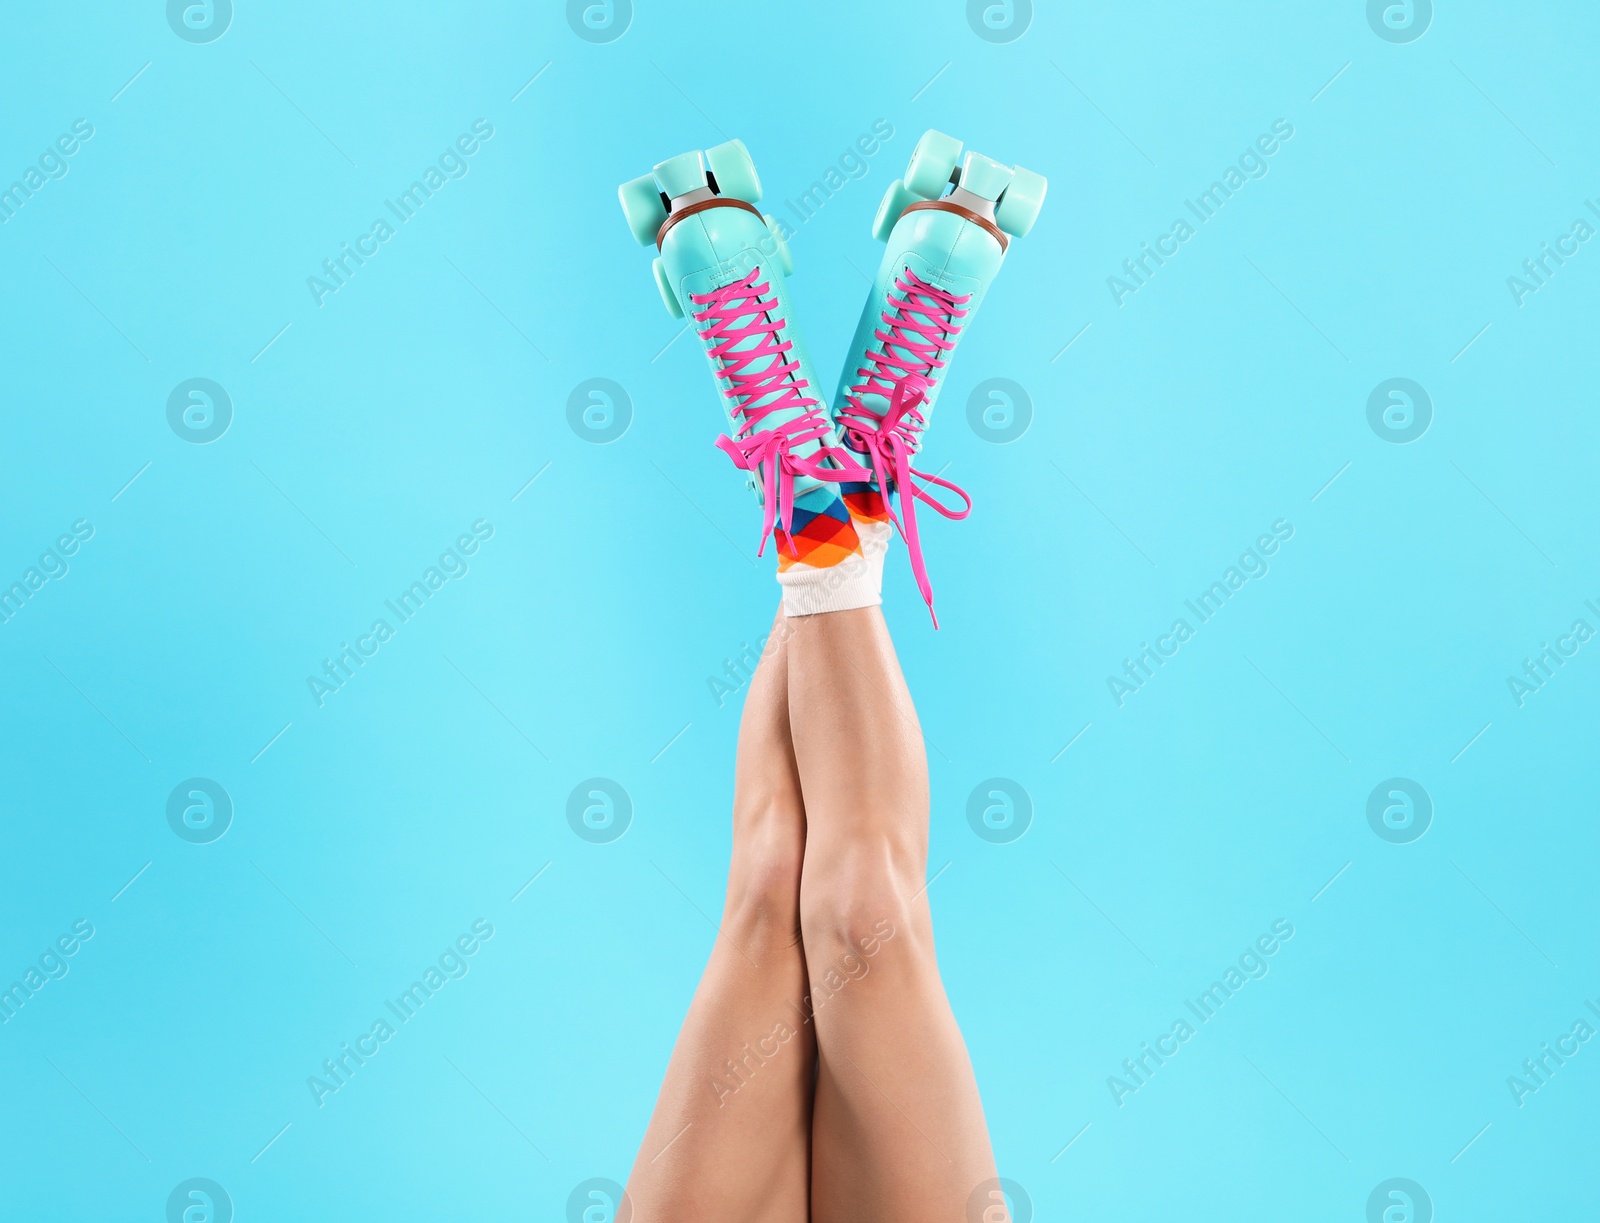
[2,2,1596,1219]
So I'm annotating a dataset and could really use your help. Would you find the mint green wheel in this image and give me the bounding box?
[652,257,683,319]
[904,129,962,199]
[619,173,668,246]
[995,165,1048,237]
[959,151,1014,203]
[653,150,707,200]
[707,138,762,204]
[764,215,793,276]
[871,179,922,242]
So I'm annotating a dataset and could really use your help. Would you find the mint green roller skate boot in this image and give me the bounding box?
[618,139,860,558]
[832,129,1047,623]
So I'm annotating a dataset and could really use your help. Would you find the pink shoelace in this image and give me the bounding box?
[690,268,862,554]
[837,268,974,625]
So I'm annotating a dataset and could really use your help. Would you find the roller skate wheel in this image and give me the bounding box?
[619,173,669,246]
[958,151,1014,202]
[652,149,708,200]
[706,138,762,204]
[995,166,1048,237]
[904,129,963,198]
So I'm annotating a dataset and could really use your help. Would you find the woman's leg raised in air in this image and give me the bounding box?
[787,606,1001,1223]
[623,611,815,1223]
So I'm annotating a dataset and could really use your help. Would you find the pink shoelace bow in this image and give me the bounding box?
[690,268,862,554]
[837,269,974,625]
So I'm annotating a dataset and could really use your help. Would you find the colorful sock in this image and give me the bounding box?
[839,477,894,563]
[775,487,885,616]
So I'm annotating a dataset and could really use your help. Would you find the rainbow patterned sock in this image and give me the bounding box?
[839,477,895,561]
[775,486,885,616]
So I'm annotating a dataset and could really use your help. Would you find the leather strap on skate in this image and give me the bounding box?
[657,197,765,249]
[898,199,1009,252]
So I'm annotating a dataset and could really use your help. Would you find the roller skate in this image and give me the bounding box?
[832,129,1047,622]
[618,139,862,557]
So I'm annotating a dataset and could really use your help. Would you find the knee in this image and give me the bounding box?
[799,841,921,963]
[725,854,802,947]
[725,799,804,946]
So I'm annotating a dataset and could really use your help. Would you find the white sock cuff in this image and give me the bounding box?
[777,531,888,617]
[779,569,881,616]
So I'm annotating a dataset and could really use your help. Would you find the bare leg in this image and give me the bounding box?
[787,607,1001,1223]
[624,612,815,1223]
